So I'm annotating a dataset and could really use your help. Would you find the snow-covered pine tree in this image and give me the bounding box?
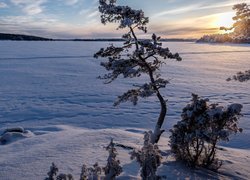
[79,165,88,180]
[94,0,181,144]
[131,131,162,180]
[45,163,58,180]
[104,139,122,179]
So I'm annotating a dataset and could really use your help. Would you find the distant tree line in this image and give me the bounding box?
[0,33,195,42]
[0,33,53,41]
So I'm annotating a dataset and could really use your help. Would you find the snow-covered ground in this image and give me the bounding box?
[0,41,249,179]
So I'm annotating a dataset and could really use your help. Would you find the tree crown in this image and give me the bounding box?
[95,0,181,106]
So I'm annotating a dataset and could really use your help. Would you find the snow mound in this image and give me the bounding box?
[0,125,249,179]
[0,127,34,145]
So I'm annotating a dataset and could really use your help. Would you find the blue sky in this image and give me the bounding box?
[0,0,249,38]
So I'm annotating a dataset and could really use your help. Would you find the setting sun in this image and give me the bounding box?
[214,12,235,29]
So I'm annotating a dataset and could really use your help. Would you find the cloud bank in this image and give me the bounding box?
[1,0,249,38]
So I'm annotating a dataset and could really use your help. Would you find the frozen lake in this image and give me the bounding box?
[0,41,249,130]
[0,41,250,179]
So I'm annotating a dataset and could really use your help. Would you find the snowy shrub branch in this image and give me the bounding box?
[79,163,102,180]
[170,94,243,169]
[45,139,122,180]
[104,139,123,179]
[45,162,74,180]
[94,0,181,144]
[227,70,250,82]
[45,163,58,180]
[131,131,162,179]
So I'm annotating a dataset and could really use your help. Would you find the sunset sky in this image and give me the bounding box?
[0,0,249,39]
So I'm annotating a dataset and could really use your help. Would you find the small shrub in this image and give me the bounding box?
[80,163,102,180]
[57,173,74,180]
[45,162,73,180]
[104,139,123,179]
[227,70,250,82]
[46,139,122,180]
[131,131,162,179]
[170,94,243,169]
[45,162,59,180]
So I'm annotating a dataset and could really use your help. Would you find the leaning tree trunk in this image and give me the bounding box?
[152,91,167,143]
[145,62,167,144]
[130,27,167,144]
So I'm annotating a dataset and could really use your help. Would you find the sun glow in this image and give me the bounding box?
[213,12,235,30]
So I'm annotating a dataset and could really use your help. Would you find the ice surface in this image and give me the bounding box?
[0,41,249,179]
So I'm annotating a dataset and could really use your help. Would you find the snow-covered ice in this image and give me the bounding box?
[0,41,249,179]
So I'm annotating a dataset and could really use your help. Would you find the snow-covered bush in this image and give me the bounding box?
[227,70,250,82]
[170,94,243,169]
[45,162,59,180]
[45,140,122,180]
[131,131,162,179]
[45,162,102,180]
[79,139,122,180]
[56,173,74,180]
[103,139,123,179]
[80,163,102,180]
[94,0,181,144]
[45,162,74,180]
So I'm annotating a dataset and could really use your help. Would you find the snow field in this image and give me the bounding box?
[0,41,249,179]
